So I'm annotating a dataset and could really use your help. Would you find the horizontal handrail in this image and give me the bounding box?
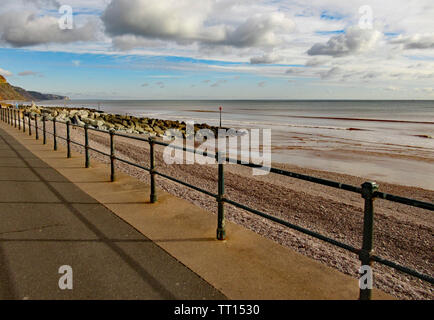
[375,191,434,211]
[2,107,433,300]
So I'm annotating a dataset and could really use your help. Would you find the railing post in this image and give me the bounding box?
[8,108,10,125]
[110,129,115,182]
[359,181,379,301]
[18,110,21,130]
[23,112,26,133]
[84,124,90,168]
[14,109,17,128]
[66,120,71,158]
[28,113,32,136]
[53,117,57,151]
[216,151,226,240]
[42,116,46,144]
[35,116,39,140]
[149,137,157,203]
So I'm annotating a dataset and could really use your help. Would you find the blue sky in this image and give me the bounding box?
[0,0,433,99]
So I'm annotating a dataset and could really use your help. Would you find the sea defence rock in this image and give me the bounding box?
[20,106,231,138]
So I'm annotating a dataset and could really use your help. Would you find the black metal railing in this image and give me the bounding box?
[1,107,433,300]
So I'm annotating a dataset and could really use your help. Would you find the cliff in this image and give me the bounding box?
[0,75,67,101]
[0,75,25,100]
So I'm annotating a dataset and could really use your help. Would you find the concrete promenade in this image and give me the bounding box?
[0,120,392,300]
[0,125,225,299]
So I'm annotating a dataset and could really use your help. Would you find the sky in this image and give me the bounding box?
[0,0,433,100]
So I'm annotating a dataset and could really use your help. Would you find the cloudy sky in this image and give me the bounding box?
[0,0,433,99]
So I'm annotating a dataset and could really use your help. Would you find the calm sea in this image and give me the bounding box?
[36,100,434,189]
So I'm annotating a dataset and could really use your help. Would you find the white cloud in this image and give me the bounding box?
[250,52,282,64]
[112,35,165,50]
[0,68,12,77]
[305,57,330,67]
[286,68,306,75]
[0,11,99,47]
[102,0,213,43]
[224,13,295,48]
[307,27,382,57]
[102,0,294,50]
[319,66,344,79]
[18,70,42,77]
[391,33,434,50]
[381,86,399,92]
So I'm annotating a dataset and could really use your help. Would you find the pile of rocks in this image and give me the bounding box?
[23,105,225,138]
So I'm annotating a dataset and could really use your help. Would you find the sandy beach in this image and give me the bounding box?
[41,119,433,300]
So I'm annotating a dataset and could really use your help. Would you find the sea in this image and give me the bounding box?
[34,100,434,190]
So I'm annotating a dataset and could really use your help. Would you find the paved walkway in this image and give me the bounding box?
[0,126,225,299]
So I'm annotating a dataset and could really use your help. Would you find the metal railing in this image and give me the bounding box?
[1,107,433,300]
